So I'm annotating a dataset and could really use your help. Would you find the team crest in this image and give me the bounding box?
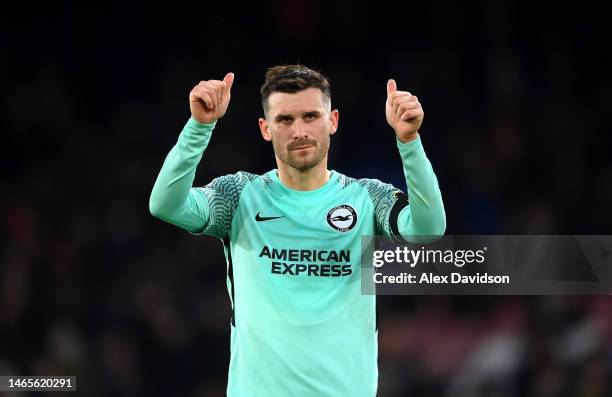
[326,205,357,232]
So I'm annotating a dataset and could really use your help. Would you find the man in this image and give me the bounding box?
[149,65,445,396]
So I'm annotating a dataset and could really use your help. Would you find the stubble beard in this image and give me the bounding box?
[273,136,329,172]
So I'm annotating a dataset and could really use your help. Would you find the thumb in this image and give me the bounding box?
[223,72,235,94]
[387,79,397,97]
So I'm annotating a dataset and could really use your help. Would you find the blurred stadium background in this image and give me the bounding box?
[1,1,611,396]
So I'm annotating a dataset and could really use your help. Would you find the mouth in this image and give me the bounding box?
[289,144,314,151]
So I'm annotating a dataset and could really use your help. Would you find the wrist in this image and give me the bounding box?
[189,116,217,128]
[396,131,418,143]
[187,117,217,135]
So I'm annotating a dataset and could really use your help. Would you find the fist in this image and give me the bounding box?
[189,72,235,124]
[386,79,424,142]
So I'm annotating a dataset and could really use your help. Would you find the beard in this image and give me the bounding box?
[273,136,329,171]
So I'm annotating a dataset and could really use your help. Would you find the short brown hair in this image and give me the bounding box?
[260,64,331,116]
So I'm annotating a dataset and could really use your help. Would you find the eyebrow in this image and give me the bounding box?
[274,110,321,122]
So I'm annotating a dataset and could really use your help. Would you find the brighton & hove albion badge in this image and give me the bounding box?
[326,205,357,232]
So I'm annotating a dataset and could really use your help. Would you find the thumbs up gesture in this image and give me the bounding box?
[189,72,235,124]
[386,79,424,142]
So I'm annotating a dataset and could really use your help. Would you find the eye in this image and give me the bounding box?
[304,113,317,121]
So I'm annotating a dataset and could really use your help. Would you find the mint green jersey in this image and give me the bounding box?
[149,118,446,397]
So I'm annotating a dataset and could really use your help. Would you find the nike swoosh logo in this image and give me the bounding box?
[255,212,284,222]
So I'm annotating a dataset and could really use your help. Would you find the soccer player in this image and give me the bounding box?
[149,65,446,396]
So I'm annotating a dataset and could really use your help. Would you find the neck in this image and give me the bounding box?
[276,159,330,191]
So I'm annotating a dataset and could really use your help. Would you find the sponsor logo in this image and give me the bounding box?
[255,211,284,222]
[326,205,357,232]
[259,246,353,277]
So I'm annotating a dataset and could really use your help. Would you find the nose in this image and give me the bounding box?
[292,119,308,139]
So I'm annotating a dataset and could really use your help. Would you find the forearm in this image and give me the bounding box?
[149,117,214,232]
[396,135,446,239]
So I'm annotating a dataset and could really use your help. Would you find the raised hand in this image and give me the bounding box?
[385,79,424,142]
[189,72,235,124]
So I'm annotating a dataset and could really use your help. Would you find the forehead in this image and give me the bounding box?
[267,87,327,117]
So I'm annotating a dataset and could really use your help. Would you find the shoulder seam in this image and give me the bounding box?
[228,171,270,238]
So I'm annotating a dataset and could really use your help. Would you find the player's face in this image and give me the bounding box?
[259,88,338,172]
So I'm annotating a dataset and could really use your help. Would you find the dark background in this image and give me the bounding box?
[1,1,611,396]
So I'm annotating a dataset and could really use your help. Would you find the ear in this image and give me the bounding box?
[328,109,339,136]
[259,118,272,142]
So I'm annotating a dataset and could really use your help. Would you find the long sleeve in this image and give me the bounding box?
[396,135,446,240]
[149,117,215,233]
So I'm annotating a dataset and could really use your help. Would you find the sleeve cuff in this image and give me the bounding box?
[186,117,217,134]
[396,134,422,155]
